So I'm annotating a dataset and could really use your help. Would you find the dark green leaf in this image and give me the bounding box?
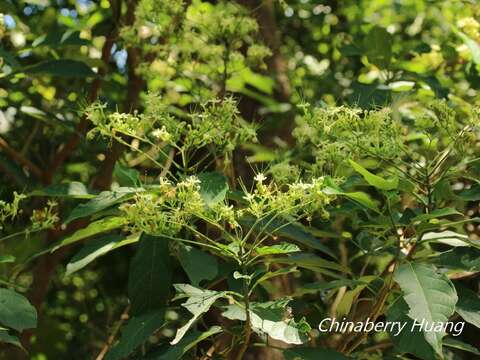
[0,288,37,332]
[128,234,172,315]
[0,47,20,68]
[31,182,95,199]
[65,233,140,276]
[0,328,22,349]
[294,279,368,297]
[386,297,437,360]
[412,208,462,223]
[443,337,480,356]
[431,247,480,271]
[32,30,89,47]
[148,326,222,360]
[457,184,480,201]
[178,245,218,287]
[22,59,96,78]
[240,216,336,259]
[364,26,392,68]
[65,187,138,224]
[273,253,347,273]
[105,309,166,360]
[455,285,480,329]
[52,217,126,252]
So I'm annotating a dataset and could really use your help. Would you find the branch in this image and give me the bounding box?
[0,136,44,180]
[95,304,130,360]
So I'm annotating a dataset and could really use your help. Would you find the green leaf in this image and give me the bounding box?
[256,242,300,255]
[240,217,336,259]
[431,247,480,271]
[222,298,308,345]
[336,276,376,318]
[128,234,172,316]
[457,30,480,66]
[443,337,480,356]
[455,285,480,329]
[393,262,458,356]
[349,160,398,191]
[421,230,472,247]
[0,328,23,349]
[457,184,480,201]
[197,172,229,206]
[105,309,166,360]
[171,284,227,345]
[251,266,299,292]
[273,253,347,273]
[65,233,140,276]
[283,347,350,360]
[65,187,138,224]
[364,26,392,68]
[386,297,437,360]
[178,245,218,287]
[0,288,37,332]
[52,217,126,252]
[324,186,378,212]
[0,255,15,264]
[22,59,96,78]
[149,326,222,360]
[412,208,462,223]
[32,30,89,47]
[293,279,366,297]
[0,47,20,68]
[31,182,95,199]
[113,163,140,187]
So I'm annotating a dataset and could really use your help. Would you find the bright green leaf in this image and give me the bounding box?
[349,160,398,191]
[52,217,126,252]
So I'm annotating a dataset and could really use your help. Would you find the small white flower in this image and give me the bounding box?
[152,126,172,142]
[243,193,255,202]
[254,173,266,183]
[180,176,201,188]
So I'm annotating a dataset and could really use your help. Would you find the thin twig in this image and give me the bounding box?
[95,304,131,360]
[0,136,44,179]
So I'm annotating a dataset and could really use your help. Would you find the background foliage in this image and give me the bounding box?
[1,0,480,359]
